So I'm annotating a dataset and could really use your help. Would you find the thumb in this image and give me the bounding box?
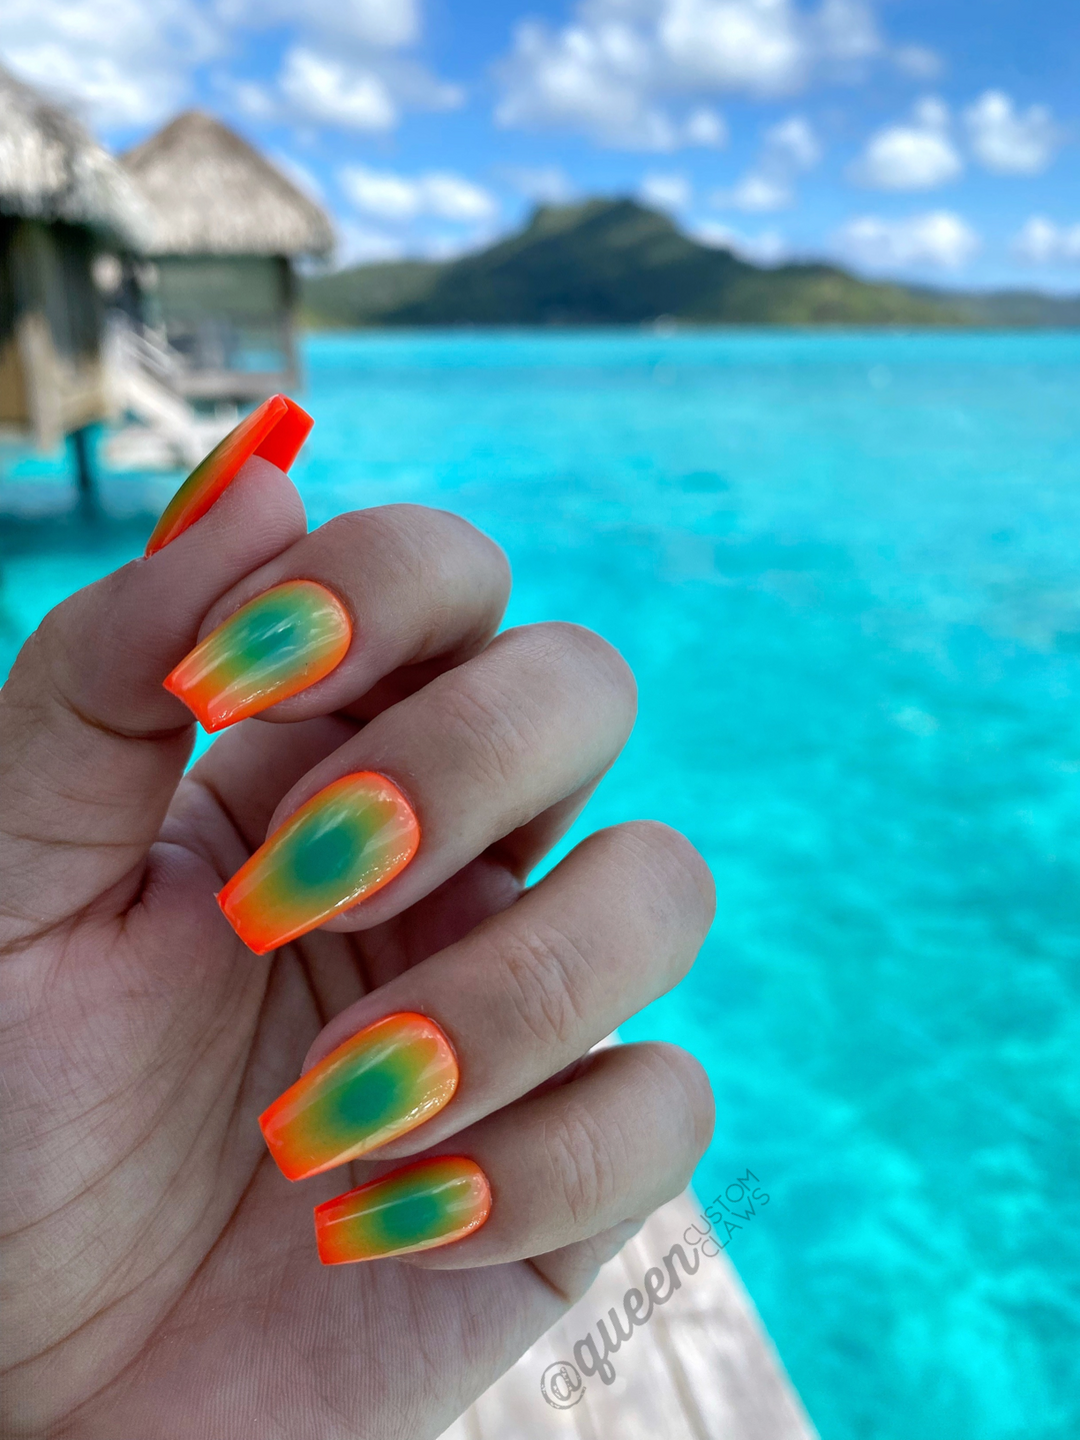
[0,439,307,947]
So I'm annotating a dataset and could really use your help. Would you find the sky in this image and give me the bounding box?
[4,0,1080,289]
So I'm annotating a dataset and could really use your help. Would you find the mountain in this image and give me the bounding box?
[303,199,977,328]
[302,199,1080,330]
[935,289,1080,327]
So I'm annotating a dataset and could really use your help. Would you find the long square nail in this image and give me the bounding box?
[260,1012,458,1181]
[314,1157,491,1264]
[145,394,312,555]
[164,580,351,731]
[218,772,419,953]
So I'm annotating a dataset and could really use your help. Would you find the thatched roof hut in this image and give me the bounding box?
[0,64,148,246]
[122,111,333,259]
[0,64,146,459]
[120,112,332,401]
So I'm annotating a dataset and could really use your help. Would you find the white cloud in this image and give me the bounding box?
[271,151,326,202]
[657,0,808,93]
[281,48,397,130]
[693,219,788,264]
[495,0,887,150]
[1,0,219,127]
[964,91,1061,176]
[717,173,792,211]
[851,96,961,190]
[494,16,672,150]
[713,112,820,211]
[767,113,821,168]
[337,220,407,265]
[685,107,727,146]
[1,0,460,139]
[224,78,278,120]
[1012,217,1080,266]
[422,173,499,222]
[835,210,979,270]
[500,165,576,203]
[341,168,419,220]
[640,172,692,209]
[340,165,498,224]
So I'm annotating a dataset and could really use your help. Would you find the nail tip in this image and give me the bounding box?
[143,394,313,554]
[161,674,209,728]
[217,888,268,953]
[215,771,421,953]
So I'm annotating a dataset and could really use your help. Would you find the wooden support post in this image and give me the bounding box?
[70,425,97,516]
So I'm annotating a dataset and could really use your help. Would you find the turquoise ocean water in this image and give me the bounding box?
[2,331,1079,1438]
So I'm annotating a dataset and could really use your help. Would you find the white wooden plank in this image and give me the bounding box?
[437,1191,816,1440]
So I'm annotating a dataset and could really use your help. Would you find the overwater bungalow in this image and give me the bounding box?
[121,113,334,405]
[0,64,147,482]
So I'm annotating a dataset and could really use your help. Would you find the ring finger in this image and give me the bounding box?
[312,1041,714,1268]
[256,820,714,1182]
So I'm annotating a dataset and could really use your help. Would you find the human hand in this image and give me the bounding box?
[1,419,715,1439]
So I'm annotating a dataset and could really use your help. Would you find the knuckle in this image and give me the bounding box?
[544,1101,621,1230]
[497,920,594,1053]
[438,681,538,789]
[338,505,507,582]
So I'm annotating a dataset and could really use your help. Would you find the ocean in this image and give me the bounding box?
[3,329,1079,1439]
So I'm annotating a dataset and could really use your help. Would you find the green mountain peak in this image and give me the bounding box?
[302,198,1079,330]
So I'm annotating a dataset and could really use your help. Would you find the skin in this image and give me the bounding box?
[0,458,716,1440]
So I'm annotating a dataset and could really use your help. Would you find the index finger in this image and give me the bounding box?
[0,455,305,946]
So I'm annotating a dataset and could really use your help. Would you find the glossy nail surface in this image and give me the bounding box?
[164,581,351,732]
[218,772,420,954]
[315,1157,491,1265]
[260,1013,458,1181]
[145,394,312,555]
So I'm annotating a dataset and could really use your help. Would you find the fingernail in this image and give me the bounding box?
[218,772,420,953]
[164,580,351,732]
[260,1013,458,1181]
[314,1157,491,1265]
[145,394,312,556]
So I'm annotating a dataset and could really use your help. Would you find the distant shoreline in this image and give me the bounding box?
[301,199,1080,332]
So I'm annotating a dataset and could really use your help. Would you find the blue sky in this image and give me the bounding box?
[5,0,1080,288]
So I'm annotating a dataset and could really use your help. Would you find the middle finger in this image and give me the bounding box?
[217,621,636,953]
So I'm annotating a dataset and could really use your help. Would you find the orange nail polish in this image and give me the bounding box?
[164,580,351,731]
[260,1013,458,1181]
[219,772,420,954]
[315,1157,491,1264]
[145,394,312,556]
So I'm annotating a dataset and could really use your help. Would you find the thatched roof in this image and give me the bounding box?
[122,112,334,259]
[0,63,149,247]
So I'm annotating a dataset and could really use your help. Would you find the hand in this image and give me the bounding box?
[0,454,715,1439]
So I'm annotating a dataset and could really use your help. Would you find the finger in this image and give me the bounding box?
[216,622,637,952]
[163,504,511,733]
[312,1042,714,1266]
[257,822,714,1180]
[162,714,360,883]
[0,457,305,943]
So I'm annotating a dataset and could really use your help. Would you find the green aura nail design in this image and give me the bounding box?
[260,1012,459,1181]
[164,580,351,731]
[314,1156,491,1264]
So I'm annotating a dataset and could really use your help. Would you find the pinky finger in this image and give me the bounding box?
[313,1043,714,1267]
